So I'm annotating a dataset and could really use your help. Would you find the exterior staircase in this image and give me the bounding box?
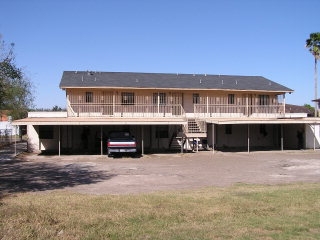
[169,137,185,151]
[169,118,207,151]
[185,119,207,138]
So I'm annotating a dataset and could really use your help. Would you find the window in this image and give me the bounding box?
[153,93,166,105]
[156,125,169,138]
[228,94,235,104]
[153,93,157,104]
[225,125,232,135]
[121,92,134,105]
[85,92,93,103]
[39,126,54,139]
[259,95,269,105]
[193,93,200,104]
[159,93,166,105]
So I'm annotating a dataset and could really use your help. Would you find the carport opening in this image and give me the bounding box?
[37,124,195,156]
[32,123,315,156]
[214,123,307,152]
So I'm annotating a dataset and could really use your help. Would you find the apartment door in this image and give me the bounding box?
[102,91,113,115]
[171,92,183,116]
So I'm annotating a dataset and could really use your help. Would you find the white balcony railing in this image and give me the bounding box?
[67,102,285,119]
[67,103,186,118]
[194,104,285,118]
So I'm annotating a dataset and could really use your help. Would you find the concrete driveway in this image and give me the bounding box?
[1,145,320,195]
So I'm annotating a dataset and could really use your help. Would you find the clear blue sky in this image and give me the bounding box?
[1,0,319,109]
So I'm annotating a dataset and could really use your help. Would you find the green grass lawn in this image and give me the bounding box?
[1,183,320,240]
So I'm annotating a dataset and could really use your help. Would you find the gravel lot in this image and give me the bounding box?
[1,144,320,195]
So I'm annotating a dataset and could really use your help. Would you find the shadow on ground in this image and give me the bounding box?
[0,158,114,197]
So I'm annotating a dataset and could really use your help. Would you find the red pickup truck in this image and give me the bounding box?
[107,131,137,157]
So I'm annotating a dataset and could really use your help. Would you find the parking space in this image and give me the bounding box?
[1,147,320,195]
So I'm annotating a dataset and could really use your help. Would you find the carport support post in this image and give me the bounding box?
[212,123,215,154]
[141,126,144,156]
[100,126,103,155]
[181,136,184,154]
[247,124,250,153]
[14,128,17,155]
[58,125,61,156]
[281,124,284,151]
[314,123,316,151]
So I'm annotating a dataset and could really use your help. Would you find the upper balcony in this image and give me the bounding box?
[66,90,286,119]
[67,102,186,118]
[67,101,285,119]
[194,104,285,118]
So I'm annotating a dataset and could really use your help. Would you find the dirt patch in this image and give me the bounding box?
[2,149,320,195]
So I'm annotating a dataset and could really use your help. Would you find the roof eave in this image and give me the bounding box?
[60,86,293,93]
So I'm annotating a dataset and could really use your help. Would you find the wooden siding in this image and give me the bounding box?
[66,89,285,118]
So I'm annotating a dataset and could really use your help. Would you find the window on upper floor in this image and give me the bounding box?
[153,93,166,105]
[85,92,93,103]
[193,93,200,104]
[121,92,135,105]
[228,94,235,104]
[259,95,270,105]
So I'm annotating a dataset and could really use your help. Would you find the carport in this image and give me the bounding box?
[13,117,187,156]
[13,115,320,155]
[208,118,320,152]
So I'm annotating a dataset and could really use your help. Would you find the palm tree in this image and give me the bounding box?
[306,32,320,117]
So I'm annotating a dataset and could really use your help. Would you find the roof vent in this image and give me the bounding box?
[221,79,224,85]
[235,80,238,85]
[199,79,202,84]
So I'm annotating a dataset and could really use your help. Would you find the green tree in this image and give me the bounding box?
[306,32,320,117]
[52,105,64,111]
[304,103,315,115]
[0,36,34,120]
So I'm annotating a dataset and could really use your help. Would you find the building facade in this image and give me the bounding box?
[14,71,320,154]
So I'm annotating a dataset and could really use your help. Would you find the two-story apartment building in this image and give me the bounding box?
[13,71,320,155]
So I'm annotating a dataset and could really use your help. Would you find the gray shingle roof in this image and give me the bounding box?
[286,104,313,115]
[59,71,293,92]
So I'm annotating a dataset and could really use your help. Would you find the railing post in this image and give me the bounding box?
[246,94,249,116]
[206,95,209,116]
[112,92,115,117]
[283,94,286,115]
